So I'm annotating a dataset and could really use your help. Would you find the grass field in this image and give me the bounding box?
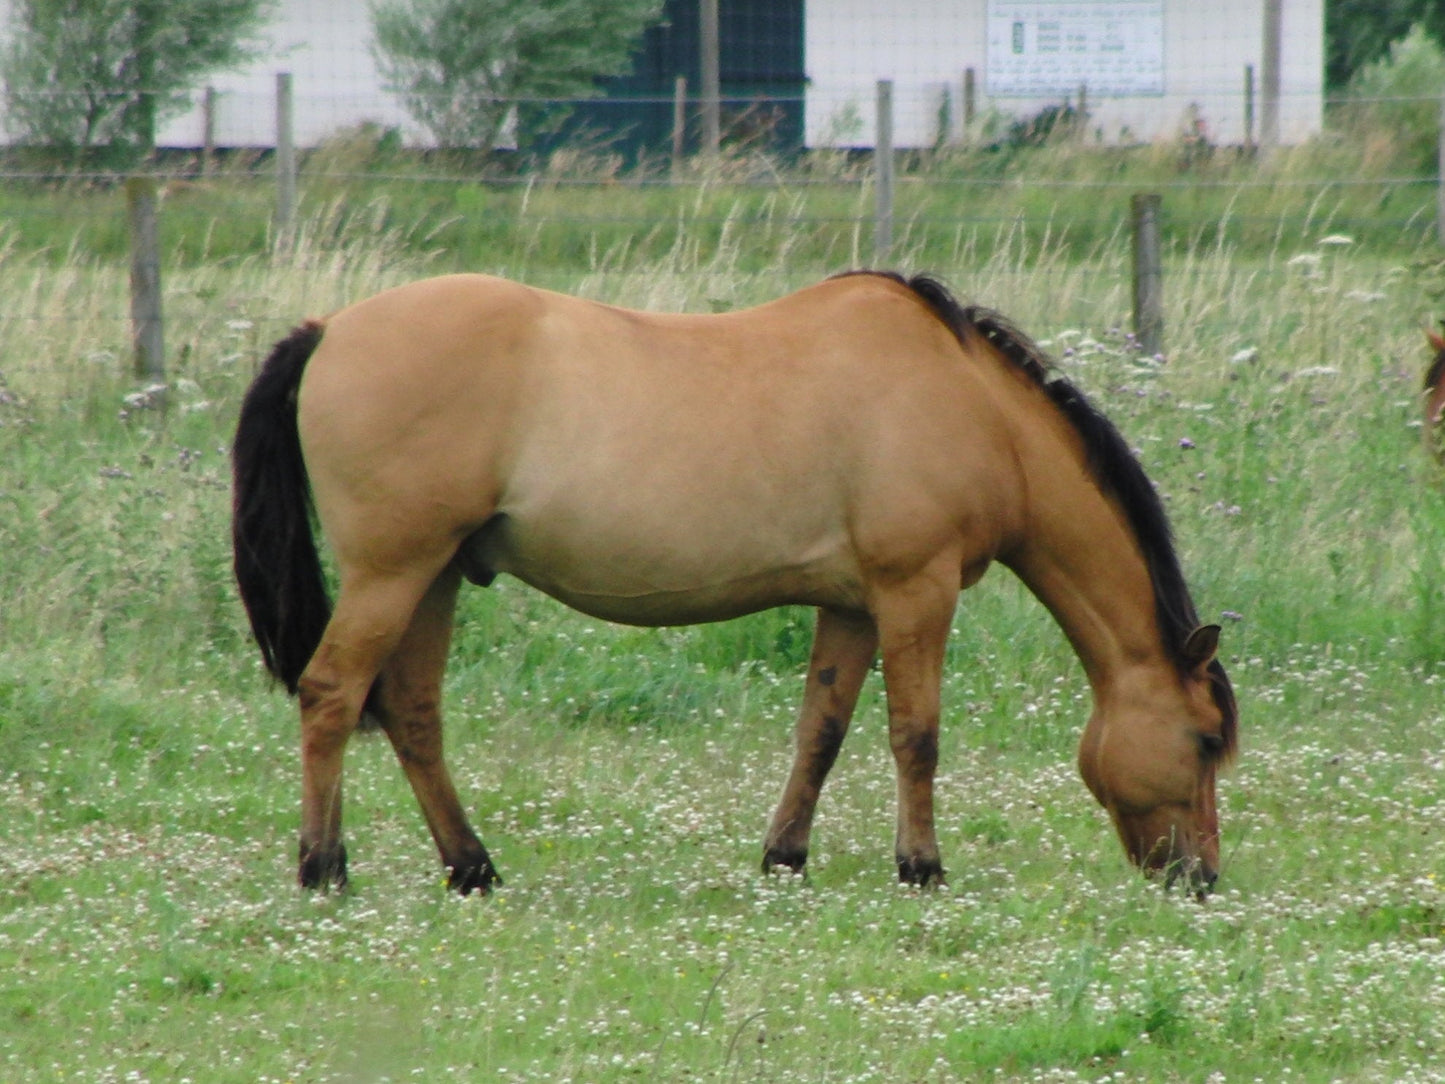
[2,158,1445,1082]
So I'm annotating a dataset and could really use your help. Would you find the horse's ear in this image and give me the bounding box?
[1182,624,1221,672]
[1427,325,1445,353]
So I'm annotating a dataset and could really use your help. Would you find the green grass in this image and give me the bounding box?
[2,156,1445,1081]
[2,134,1441,281]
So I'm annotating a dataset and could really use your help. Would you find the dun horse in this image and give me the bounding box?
[232,271,1237,896]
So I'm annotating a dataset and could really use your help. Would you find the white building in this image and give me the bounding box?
[804,0,1324,147]
[0,0,1324,150]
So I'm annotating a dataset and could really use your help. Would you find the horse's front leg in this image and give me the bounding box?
[762,607,878,875]
[875,576,958,887]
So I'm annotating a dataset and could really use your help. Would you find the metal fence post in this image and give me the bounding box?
[1132,193,1164,358]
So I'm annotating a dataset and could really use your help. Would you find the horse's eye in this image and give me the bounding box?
[1198,732,1226,759]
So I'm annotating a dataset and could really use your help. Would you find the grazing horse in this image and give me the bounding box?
[232,271,1237,896]
[1424,325,1445,458]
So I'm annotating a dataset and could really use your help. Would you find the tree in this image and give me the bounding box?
[0,0,273,166]
[370,0,664,155]
[1338,24,1445,169]
[1326,0,1445,90]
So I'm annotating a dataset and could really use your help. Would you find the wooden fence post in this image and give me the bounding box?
[275,71,297,249]
[201,85,217,177]
[699,0,720,157]
[1243,65,1256,153]
[1260,0,1281,147]
[672,75,688,171]
[874,79,894,265]
[1438,91,1445,247]
[1132,193,1164,357]
[126,176,165,383]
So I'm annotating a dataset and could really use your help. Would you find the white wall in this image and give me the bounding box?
[0,0,424,147]
[156,0,426,148]
[804,0,1323,147]
[0,0,1322,150]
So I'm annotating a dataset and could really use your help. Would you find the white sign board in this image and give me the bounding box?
[986,1,1165,97]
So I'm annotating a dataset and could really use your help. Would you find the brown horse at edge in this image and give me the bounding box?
[231,271,1238,896]
[1424,325,1445,458]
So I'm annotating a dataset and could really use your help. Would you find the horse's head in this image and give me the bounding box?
[1077,624,1235,896]
[1424,326,1445,457]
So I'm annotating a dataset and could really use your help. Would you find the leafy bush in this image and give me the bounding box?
[1336,23,1445,171]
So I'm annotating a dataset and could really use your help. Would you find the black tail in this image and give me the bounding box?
[231,321,330,694]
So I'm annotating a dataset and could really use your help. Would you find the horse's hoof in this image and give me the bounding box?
[896,854,945,888]
[1162,857,1217,900]
[761,845,807,876]
[447,858,502,896]
[298,841,348,892]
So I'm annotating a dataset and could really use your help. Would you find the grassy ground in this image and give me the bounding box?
[2,134,1441,277]
[2,160,1444,1081]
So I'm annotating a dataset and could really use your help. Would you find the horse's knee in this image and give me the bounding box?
[889,723,939,777]
[298,671,363,735]
[377,703,445,772]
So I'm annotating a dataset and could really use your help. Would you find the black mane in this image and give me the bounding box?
[862,271,1238,757]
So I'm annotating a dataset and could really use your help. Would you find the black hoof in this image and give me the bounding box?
[298,841,349,892]
[447,857,502,896]
[896,855,945,888]
[1162,858,1217,900]
[762,845,808,876]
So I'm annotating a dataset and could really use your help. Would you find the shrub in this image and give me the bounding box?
[1336,23,1445,172]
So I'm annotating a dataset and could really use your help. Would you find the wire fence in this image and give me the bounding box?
[6,78,1443,263]
[4,36,1445,382]
[3,148,1434,392]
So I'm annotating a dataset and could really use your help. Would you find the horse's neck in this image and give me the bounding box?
[1003,472,1168,696]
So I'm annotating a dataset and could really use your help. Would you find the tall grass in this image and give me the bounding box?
[1,131,1441,281]
[1,163,1444,1081]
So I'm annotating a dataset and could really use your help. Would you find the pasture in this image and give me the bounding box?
[1,182,1444,1082]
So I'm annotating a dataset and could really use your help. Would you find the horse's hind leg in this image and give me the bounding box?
[372,564,499,895]
[762,607,878,875]
[296,570,442,890]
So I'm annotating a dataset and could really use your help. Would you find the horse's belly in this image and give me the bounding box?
[459,508,859,626]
